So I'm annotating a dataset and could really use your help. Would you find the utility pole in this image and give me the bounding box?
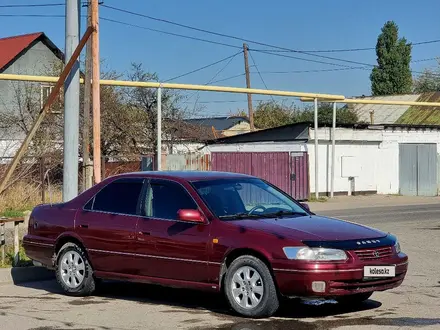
[63,0,81,201]
[91,0,101,184]
[243,43,254,131]
[82,1,93,191]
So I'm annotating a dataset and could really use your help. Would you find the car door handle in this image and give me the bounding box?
[139,231,150,236]
[80,224,89,229]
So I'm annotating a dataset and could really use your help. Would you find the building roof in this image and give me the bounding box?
[209,122,310,144]
[0,32,64,72]
[395,92,440,125]
[348,93,440,125]
[184,116,249,131]
[348,94,420,124]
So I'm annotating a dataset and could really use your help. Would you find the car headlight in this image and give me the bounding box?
[394,240,401,254]
[283,247,348,261]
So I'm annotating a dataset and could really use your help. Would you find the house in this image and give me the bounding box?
[349,92,440,125]
[0,32,64,161]
[202,122,440,199]
[184,116,251,138]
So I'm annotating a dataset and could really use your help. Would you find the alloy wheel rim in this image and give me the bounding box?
[60,251,85,289]
[231,266,264,309]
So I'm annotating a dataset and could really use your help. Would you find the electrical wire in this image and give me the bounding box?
[101,17,241,49]
[252,39,440,53]
[0,3,65,8]
[102,4,440,67]
[163,50,242,82]
[248,50,275,101]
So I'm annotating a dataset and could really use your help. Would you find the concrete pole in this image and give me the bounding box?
[314,98,319,199]
[63,0,81,201]
[157,87,162,171]
[330,102,337,198]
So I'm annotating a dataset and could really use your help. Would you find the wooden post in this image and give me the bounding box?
[40,156,45,203]
[243,43,254,131]
[13,220,19,266]
[91,0,101,184]
[0,223,5,266]
[0,27,93,196]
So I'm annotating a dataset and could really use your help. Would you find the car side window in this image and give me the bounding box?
[87,178,144,216]
[147,180,198,220]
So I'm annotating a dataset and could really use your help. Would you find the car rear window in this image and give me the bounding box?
[90,178,144,215]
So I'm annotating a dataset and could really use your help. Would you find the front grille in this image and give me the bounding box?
[354,246,394,261]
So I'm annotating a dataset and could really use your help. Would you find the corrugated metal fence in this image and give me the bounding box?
[211,152,309,200]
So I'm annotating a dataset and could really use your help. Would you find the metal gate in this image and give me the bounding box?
[211,152,309,200]
[399,144,437,196]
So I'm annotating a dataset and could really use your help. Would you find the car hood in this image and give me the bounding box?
[232,215,386,241]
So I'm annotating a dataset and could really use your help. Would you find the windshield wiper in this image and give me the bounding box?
[263,210,308,218]
[219,213,263,220]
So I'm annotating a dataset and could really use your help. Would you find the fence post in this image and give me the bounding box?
[1,223,5,266]
[13,220,19,266]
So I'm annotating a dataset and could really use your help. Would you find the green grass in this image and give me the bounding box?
[1,243,32,268]
[0,209,26,218]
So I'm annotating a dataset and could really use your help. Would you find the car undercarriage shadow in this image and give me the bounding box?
[17,279,382,321]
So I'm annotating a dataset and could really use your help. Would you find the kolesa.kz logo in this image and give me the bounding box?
[369,267,390,275]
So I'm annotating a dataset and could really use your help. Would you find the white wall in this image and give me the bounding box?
[309,127,440,195]
[205,142,307,153]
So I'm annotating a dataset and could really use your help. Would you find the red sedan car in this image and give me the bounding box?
[23,171,408,318]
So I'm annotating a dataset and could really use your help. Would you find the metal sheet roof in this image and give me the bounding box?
[0,32,43,71]
[350,94,420,124]
[184,116,249,131]
[395,92,440,124]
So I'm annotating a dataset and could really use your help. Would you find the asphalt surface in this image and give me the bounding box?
[1,202,440,330]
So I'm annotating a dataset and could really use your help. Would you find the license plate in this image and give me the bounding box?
[363,265,395,278]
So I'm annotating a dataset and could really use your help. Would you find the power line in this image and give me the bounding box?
[252,39,440,53]
[186,51,242,102]
[0,14,65,17]
[0,3,64,7]
[255,50,440,76]
[102,4,440,68]
[163,50,242,82]
[210,73,245,84]
[248,50,274,101]
[101,17,241,50]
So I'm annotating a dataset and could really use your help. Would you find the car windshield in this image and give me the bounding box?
[192,178,308,220]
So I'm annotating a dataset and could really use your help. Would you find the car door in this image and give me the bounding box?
[136,178,211,283]
[77,177,145,275]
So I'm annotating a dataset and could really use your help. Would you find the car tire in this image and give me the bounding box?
[224,255,279,318]
[55,242,96,296]
[336,292,373,305]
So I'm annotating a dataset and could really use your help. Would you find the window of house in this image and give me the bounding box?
[40,85,53,109]
[147,180,197,220]
[88,178,145,216]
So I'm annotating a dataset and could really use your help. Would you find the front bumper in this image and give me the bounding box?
[273,253,408,298]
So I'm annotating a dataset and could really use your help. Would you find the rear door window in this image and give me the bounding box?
[88,178,145,216]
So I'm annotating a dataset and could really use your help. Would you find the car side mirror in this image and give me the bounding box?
[300,202,310,211]
[177,209,205,223]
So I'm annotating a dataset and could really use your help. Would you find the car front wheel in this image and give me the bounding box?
[55,242,96,296]
[224,255,279,318]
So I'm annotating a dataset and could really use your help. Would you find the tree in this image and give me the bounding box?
[370,21,412,95]
[413,61,440,93]
[253,100,297,129]
[298,103,359,125]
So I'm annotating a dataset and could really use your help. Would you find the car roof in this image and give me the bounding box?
[114,171,256,181]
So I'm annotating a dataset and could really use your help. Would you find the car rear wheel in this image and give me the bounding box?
[56,242,96,296]
[224,255,279,318]
[336,292,373,305]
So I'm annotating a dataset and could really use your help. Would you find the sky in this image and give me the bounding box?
[1,0,440,117]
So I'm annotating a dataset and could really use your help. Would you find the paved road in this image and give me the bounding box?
[1,203,440,330]
[319,203,440,226]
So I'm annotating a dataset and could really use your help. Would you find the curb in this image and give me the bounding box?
[0,266,55,285]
